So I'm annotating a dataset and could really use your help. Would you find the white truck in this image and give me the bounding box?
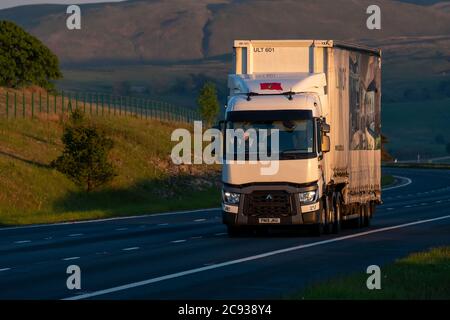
[221,40,382,236]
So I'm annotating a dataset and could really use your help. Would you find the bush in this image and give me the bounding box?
[0,20,62,89]
[51,109,116,192]
[197,82,220,126]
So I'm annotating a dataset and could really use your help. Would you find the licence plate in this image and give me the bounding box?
[258,218,281,224]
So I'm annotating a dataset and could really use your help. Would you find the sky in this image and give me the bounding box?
[0,0,126,10]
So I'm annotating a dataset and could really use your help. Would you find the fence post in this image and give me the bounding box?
[14,92,17,118]
[61,90,65,115]
[22,91,26,118]
[68,92,72,113]
[31,92,34,119]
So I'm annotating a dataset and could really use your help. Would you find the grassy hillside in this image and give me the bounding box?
[0,112,220,226]
[382,98,450,160]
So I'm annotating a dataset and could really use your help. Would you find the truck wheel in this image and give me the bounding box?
[332,194,342,234]
[362,204,371,227]
[324,197,333,234]
[311,204,325,236]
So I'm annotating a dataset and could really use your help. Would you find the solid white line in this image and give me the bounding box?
[0,268,11,272]
[63,213,450,300]
[14,240,31,244]
[0,175,413,233]
[63,257,80,261]
[122,247,140,251]
[0,208,220,231]
[383,176,412,191]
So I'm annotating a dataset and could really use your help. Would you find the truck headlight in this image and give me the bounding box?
[222,190,240,205]
[298,190,318,204]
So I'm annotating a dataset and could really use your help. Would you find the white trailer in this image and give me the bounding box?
[221,40,382,236]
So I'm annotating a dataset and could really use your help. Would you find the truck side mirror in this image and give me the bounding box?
[321,122,330,134]
[322,135,330,153]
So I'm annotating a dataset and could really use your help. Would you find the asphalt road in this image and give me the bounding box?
[1,167,450,300]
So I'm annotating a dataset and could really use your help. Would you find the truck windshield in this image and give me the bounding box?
[227,119,315,160]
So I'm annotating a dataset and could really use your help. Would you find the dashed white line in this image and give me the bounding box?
[63,257,80,261]
[171,240,186,244]
[64,213,450,300]
[386,208,394,211]
[122,247,140,251]
[194,219,206,222]
[158,223,169,226]
[116,228,128,231]
[190,236,203,239]
[68,233,83,237]
[214,233,227,236]
[14,240,31,244]
[0,268,11,272]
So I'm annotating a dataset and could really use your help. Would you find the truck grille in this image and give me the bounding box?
[243,191,294,216]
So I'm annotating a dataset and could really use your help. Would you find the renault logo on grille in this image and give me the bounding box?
[265,194,273,201]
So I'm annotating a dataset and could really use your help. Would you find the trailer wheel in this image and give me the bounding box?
[362,204,371,227]
[332,194,342,234]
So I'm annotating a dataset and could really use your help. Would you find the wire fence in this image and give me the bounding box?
[0,89,199,123]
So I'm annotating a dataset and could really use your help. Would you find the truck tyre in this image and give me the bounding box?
[324,197,333,234]
[311,203,325,237]
[332,194,342,234]
[362,204,371,227]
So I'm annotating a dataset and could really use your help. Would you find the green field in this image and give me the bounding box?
[382,98,450,160]
[292,246,450,300]
[0,113,220,226]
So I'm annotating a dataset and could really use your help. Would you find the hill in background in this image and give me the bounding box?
[1,0,450,159]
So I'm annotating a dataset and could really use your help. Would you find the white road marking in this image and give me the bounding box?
[0,208,220,231]
[382,175,412,191]
[436,200,443,204]
[122,247,140,251]
[157,223,169,226]
[171,240,186,243]
[116,228,128,231]
[14,240,31,244]
[63,257,80,261]
[386,208,394,211]
[194,219,206,222]
[64,214,450,300]
[69,233,83,237]
[0,268,11,272]
[214,233,227,236]
[190,236,203,239]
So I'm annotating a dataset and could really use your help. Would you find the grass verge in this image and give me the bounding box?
[291,246,450,300]
[0,113,220,226]
[381,175,395,187]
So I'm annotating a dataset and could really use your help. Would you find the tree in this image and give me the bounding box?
[0,20,62,89]
[51,109,116,192]
[197,82,220,126]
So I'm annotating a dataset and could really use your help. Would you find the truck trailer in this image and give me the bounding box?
[221,40,382,236]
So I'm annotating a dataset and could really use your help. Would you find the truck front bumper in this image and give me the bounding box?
[222,202,321,226]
